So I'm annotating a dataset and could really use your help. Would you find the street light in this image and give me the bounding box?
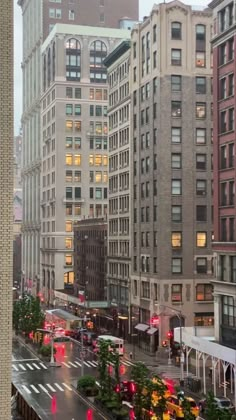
[37,326,61,367]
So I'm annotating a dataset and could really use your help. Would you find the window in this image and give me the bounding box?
[171,22,181,40]
[196,205,207,221]
[230,256,236,283]
[196,284,213,301]
[229,73,234,96]
[221,182,227,206]
[75,205,81,216]
[222,296,236,327]
[220,77,226,99]
[196,24,205,42]
[74,121,81,132]
[90,40,107,83]
[65,238,72,249]
[220,145,227,168]
[220,111,227,133]
[171,49,181,65]
[229,38,234,61]
[219,43,226,65]
[229,143,235,167]
[66,221,72,232]
[75,187,81,198]
[172,205,182,222]
[153,24,157,42]
[74,137,81,149]
[229,108,234,131]
[172,179,181,195]
[74,154,81,165]
[153,51,157,68]
[66,170,72,182]
[172,258,182,274]
[66,154,72,165]
[66,120,73,132]
[171,284,182,302]
[141,281,150,298]
[74,105,81,116]
[66,38,81,81]
[196,77,206,94]
[66,104,73,115]
[196,154,206,170]
[66,205,72,216]
[74,171,81,182]
[66,137,72,148]
[196,232,207,247]
[66,87,73,98]
[171,127,181,143]
[221,217,227,241]
[229,180,235,205]
[196,128,206,144]
[196,103,206,119]
[95,188,102,199]
[196,258,207,274]
[171,75,181,91]
[196,51,205,67]
[196,179,206,195]
[171,153,181,169]
[172,232,182,248]
[66,187,72,199]
[171,101,181,117]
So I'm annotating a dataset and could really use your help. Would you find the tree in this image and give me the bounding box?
[97,339,113,401]
[181,398,195,420]
[131,362,149,419]
[13,295,45,337]
[204,392,220,420]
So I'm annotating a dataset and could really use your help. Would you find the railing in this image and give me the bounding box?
[12,383,42,420]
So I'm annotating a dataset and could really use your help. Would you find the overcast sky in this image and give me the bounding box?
[14,0,208,134]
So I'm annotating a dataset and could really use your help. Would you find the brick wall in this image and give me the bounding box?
[0,1,14,418]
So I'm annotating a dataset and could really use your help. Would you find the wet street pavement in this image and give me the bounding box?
[12,339,108,419]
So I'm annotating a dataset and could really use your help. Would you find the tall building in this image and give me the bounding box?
[0,1,13,417]
[209,0,236,348]
[104,40,132,339]
[74,218,107,302]
[130,1,213,348]
[41,25,130,302]
[18,0,138,297]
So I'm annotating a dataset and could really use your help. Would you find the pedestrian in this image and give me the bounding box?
[129,351,133,360]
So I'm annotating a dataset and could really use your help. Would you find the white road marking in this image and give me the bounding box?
[54,383,64,391]
[86,361,97,367]
[74,361,81,367]
[62,383,72,391]
[26,363,34,370]
[32,363,40,370]
[38,384,51,395]
[62,362,71,368]
[46,384,56,392]
[68,362,77,368]
[13,358,39,362]
[83,361,91,368]
[30,384,40,393]
[19,364,26,371]
[39,363,47,370]
[12,365,19,371]
[123,360,133,366]
[22,385,31,394]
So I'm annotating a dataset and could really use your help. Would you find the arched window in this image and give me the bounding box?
[47,48,51,87]
[43,55,46,92]
[90,40,107,83]
[52,42,56,81]
[171,22,182,40]
[66,38,81,81]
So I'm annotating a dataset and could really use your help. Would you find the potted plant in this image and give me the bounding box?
[39,344,56,361]
[77,375,98,397]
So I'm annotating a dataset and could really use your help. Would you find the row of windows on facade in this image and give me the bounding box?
[108,263,130,280]
[220,217,236,242]
[66,204,107,219]
[65,186,108,200]
[43,39,108,89]
[65,170,108,183]
[65,154,108,166]
[65,103,108,117]
[220,256,236,283]
[132,307,213,327]
[136,153,212,176]
[108,240,129,256]
[133,255,212,275]
[133,128,213,151]
[42,87,107,112]
[108,60,129,89]
[132,204,211,225]
[109,218,129,235]
[134,102,212,129]
[109,82,130,107]
[109,196,129,214]
[132,179,210,199]
[134,76,213,104]
[218,37,234,66]
[133,280,213,302]
[109,173,129,193]
[134,231,210,249]
[218,3,234,34]
[219,73,234,100]
[65,136,108,150]
[220,107,234,134]
[109,150,129,171]
[109,104,129,130]
[109,128,129,151]
[42,213,107,236]
[133,24,209,77]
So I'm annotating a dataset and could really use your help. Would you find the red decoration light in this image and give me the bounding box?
[167,331,172,339]
[129,409,135,419]
[129,382,137,394]
[108,364,113,374]
[51,395,57,414]
[119,364,126,375]
[87,409,93,420]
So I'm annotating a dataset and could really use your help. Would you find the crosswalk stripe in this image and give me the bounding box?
[74,361,81,367]
[19,364,26,371]
[54,383,64,391]
[62,383,72,391]
[47,384,56,392]
[30,385,40,393]
[83,361,91,367]
[32,363,40,370]
[22,385,31,394]
[12,365,19,371]
[86,361,97,367]
[62,362,71,368]
[68,362,77,368]
[38,384,50,394]
[123,360,133,367]
[39,363,47,370]
[26,363,34,370]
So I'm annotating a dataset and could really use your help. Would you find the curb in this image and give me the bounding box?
[14,336,43,361]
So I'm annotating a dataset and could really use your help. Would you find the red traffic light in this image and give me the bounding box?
[167,331,172,339]
[87,409,93,420]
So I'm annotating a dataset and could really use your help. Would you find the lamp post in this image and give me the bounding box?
[158,305,184,385]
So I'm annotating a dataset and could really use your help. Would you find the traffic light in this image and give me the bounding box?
[167,331,172,339]
[87,409,93,420]
[162,340,167,347]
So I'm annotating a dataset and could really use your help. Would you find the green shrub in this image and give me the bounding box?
[39,345,56,357]
[77,375,96,391]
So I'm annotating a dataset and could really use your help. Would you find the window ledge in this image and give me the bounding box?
[195,300,214,304]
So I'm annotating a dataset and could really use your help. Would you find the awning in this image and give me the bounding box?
[134,323,149,332]
[147,327,158,335]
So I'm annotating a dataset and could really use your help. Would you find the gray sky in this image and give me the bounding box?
[14,0,208,134]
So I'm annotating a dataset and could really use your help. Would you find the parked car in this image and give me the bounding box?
[199,396,234,413]
[166,395,199,418]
